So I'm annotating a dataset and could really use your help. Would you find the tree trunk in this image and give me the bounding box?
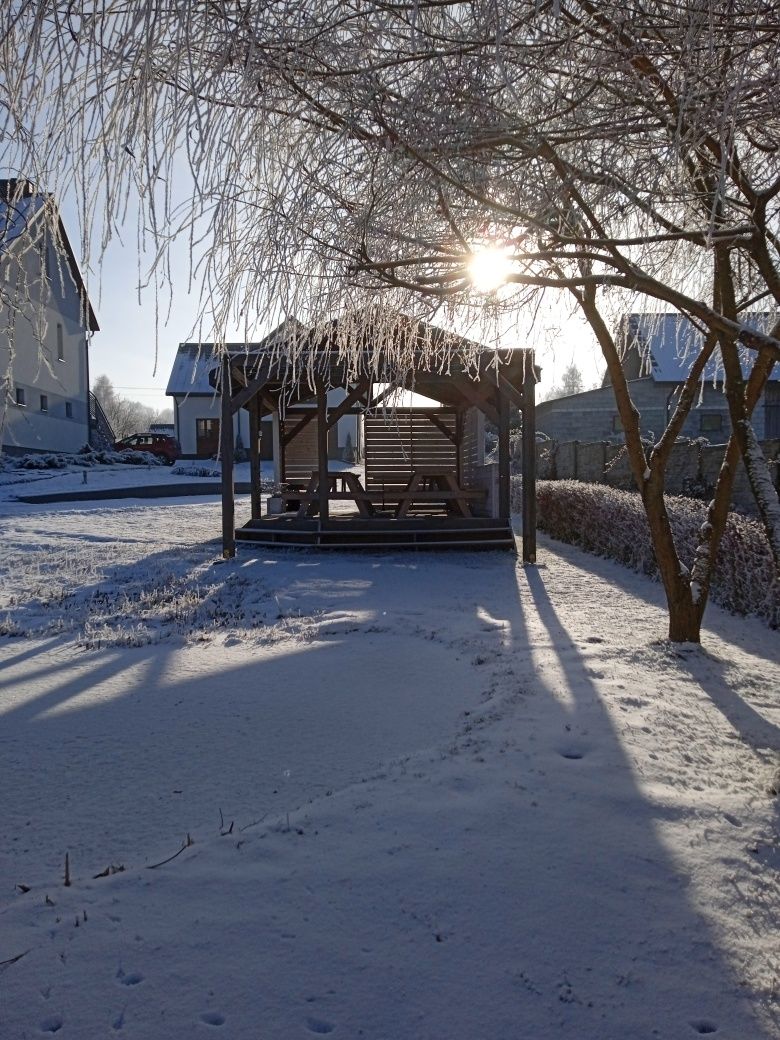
[667,592,706,644]
[642,475,705,642]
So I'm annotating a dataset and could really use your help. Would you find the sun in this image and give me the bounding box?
[467,244,513,293]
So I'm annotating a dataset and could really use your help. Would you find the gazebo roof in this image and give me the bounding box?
[211,312,537,411]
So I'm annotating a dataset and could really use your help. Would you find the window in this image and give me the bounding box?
[56,324,64,361]
[65,401,73,419]
[700,412,723,434]
[612,414,624,433]
[40,394,48,412]
[15,387,25,406]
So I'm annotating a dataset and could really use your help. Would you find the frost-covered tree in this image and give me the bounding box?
[92,374,155,440]
[1,0,779,640]
[560,364,584,399]
[543,363,585,401]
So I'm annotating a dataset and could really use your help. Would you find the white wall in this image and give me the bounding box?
[173,387,359,459]
[174,393,250,457]
[1,233,90,454]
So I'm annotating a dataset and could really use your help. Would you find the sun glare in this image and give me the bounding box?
[467,245,513,293]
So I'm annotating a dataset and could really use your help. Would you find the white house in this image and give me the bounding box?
[166,339,361,465]
[1,179,99,455]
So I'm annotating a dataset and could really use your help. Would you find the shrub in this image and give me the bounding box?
[174,464,219,478]
[5,449,165,469]
[520,478,778,627]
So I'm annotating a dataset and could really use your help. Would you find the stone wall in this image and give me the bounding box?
[534,437,780,512]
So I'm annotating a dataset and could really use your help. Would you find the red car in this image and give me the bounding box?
[114,433,181,464]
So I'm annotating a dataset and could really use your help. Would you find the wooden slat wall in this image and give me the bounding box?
[459,407,483,488]
[283,414,319,482]
[459,407,494,517]
[365,410,458,489]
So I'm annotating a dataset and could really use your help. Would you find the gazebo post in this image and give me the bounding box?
[316,381,329,520]
[521,357,537,563]
[455,408,464,487]
[497,386,511,520]
[220,354,235,558]
[249,395,261,520]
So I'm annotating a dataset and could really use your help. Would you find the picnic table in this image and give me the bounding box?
[287,471,376,518]
[283,468,486,519]
[394,467,480,518]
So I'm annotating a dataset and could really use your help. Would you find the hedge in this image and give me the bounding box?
[514,478,778,628]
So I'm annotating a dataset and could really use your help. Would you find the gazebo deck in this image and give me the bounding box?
[236,513,516,550]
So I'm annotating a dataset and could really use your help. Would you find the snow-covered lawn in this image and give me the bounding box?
[0,494,778,1039]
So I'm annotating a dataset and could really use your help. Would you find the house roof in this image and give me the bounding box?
[166,343,221,396]
[166,321,304,396]
[0,179,99,332]
[621,312,778,383]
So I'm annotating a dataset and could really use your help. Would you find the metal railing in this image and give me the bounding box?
[89,392,115,450]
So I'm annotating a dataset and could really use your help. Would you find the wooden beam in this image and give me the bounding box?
[259,388,279,415]
[455,408,463,487]
[220,355,236,558]
[327,379,369,429]
[367,383,401,410]
[316,382,329,521]
[281,408,317,448]
[521,360,537,563]
[249,396,261,520]
[497,385,511,521]
[497,373,525,413]
[449,375,499,425]
[425,412,457,444]
[230,361,272,414]
[277,410,286,484]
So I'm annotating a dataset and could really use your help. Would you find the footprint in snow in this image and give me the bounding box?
[689,1020,718,1034]
[200,1012,226,1026]
[116,969,144,986]
[559,748,585,760]
[40,1017,63,1034]
[306,1017,335,1034]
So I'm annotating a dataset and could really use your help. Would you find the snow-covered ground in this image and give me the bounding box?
[0,488,778,1039]
[0,459,266,498]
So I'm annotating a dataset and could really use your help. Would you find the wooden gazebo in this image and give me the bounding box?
[214,315,538,558]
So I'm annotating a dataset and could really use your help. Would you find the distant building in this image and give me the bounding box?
[537,312,779,443]
[1,179,99,455]
[166,339,361,462]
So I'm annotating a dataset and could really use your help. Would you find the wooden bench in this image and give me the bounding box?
[282,469,487,519]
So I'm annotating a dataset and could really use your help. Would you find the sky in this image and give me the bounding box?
[59,194,606,415]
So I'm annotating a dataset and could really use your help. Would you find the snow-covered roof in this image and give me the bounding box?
[167,321,307,397]
[625,312,779,382]
[166,343,221,396]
